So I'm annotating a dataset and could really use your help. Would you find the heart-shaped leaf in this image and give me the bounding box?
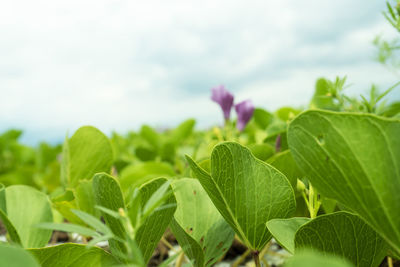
[295,212,388,267]
[267,217,310,254]
[170,178,235,267]
[287,110,400,253]
[4,185,53,248]
[0,243,40,267]
[186,142,296,251]
[62,126,113,188]
[29,243,119,267]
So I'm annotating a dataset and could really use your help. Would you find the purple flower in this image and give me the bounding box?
[235,100,254,131]
[211,85,234,121]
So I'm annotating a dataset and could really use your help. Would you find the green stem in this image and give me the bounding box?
[253,250,261,267]
[388,256,393,267]
[232,248,251,267]
[175,251,185,267]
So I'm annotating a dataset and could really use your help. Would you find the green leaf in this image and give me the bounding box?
[267,217,310,254]
[63,126,113,188]
[75,180,99,218]
[309,78,339,111]
[5,185,53,248]
[167,119,196,145]
[92,173,127,259]
[0,183,6,213]
[287,110,400,253]
[186,142,296,251]
[135,178,177,263]
[276,107,301,121]
[0,209,21,245]
[253,108,273,129]
[36,222,101,238]
[94,174,175,265]
[29,243,119,267]
[0,243,40,267]
[119,162,175,192]
[247,144,275,161]
[71,209,111,235]
[0,183,21,244]
[295,212,388,267]
[284,249,353,267]
[267,150,302,190]
[170,178,235,267]
[140,125,161,150]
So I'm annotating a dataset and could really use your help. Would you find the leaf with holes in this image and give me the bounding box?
[287,110,400,254]
[186,142,296,251]
[170,178,235,267]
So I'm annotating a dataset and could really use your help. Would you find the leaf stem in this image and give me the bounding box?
[232,248,251,267]
[175,251,185,267]
[253,250,261,267]
[388,256,393,267]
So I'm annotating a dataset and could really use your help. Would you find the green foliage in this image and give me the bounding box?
[295,212,388,267]
[267,217,310,254]
[288,110,400,254]
[62,126,114,188]
[2,185,53,248]
[284,249,353,267]
[170,178,234,267]
[186,142,296,251]
[92,173,176,265]
[29,243,119,267]
[0,243,40,267]
[119,161,175,192]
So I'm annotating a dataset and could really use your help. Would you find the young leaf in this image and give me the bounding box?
[92,173,127,259]
[170,178,235,267]
[267,217,310,254]
[63,126,113,188]
[135,178,177,263]
[5,185,53,248]
[295,212,388,267]
[0,243,40,267]
[287,110,400,254]
[29,243,119,267]
[93,173,175,265]
[186,142,296,251]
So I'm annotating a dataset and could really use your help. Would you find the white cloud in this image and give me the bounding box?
[0,0,398,144]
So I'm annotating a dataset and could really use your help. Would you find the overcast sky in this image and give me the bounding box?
[1,0,399,145]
